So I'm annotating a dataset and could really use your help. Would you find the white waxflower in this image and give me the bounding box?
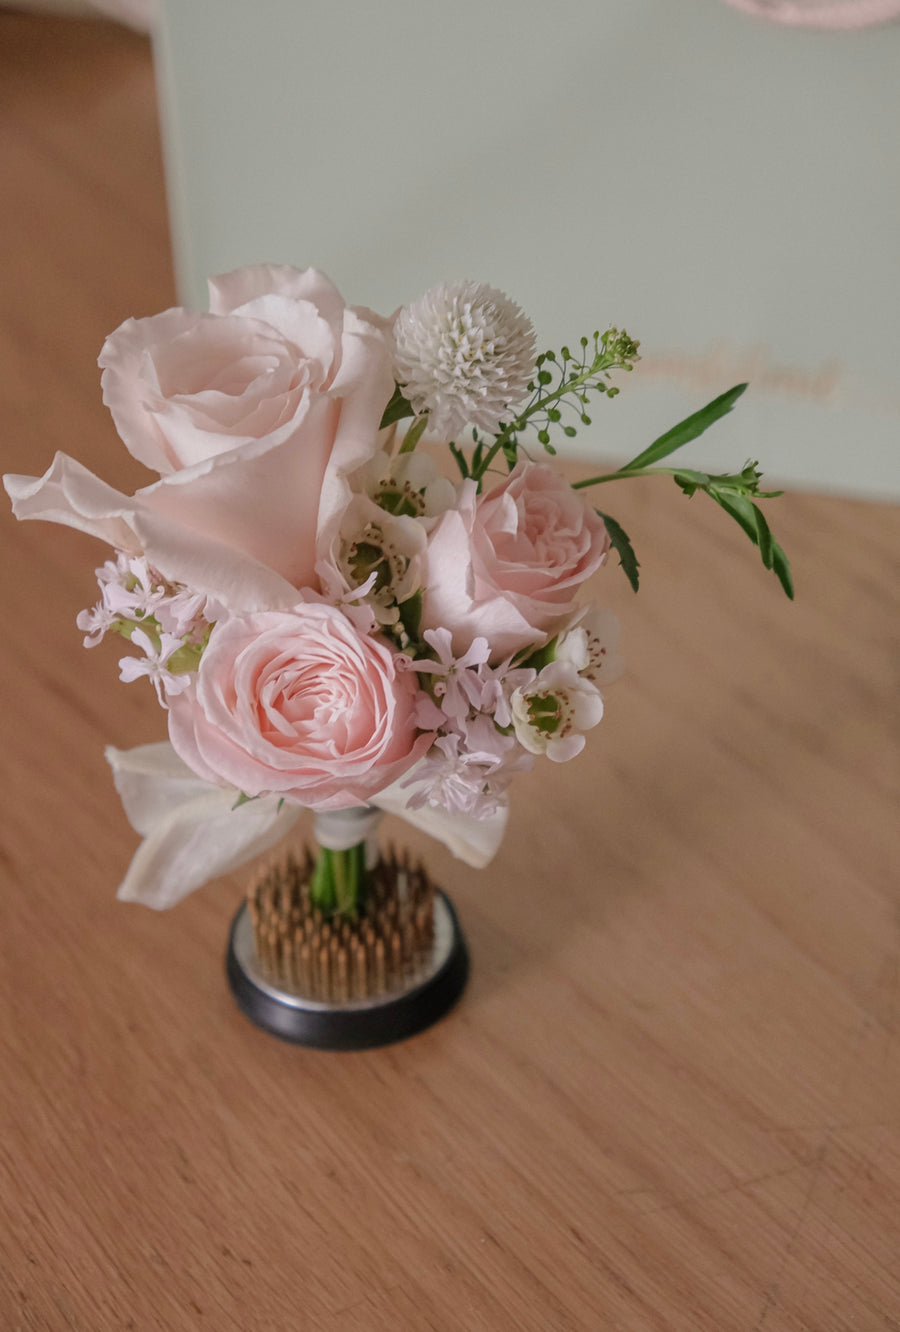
[556,608,625,686]
[393,280,537,438]
[336,495,427,628]
[358,449,457,520]
[510,660,604,763]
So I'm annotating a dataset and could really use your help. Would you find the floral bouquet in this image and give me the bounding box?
[4,266,789,1027]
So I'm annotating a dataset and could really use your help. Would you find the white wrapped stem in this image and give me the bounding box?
[314,806,384,868]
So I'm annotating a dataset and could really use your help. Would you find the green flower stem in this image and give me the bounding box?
[470,348,624,485]
[398,415,429,455]
[571,465,655,489]
[571,464,692,490]
[572,462,782,494]
[309,841,370,917]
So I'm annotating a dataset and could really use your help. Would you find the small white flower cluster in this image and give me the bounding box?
[393,280,537,438]
[77,553,218,705]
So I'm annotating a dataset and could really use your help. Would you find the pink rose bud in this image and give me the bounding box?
[421,461,610,660]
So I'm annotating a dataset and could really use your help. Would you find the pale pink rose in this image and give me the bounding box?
[421,461,610,660]
[167,603,433,811]
[4,266,393,612]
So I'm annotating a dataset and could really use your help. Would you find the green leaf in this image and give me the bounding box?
[771,541,795,600]
[398,589,423,643]
[709,490,794,599]
[517,636,559,673]
[231,792,258,810]
[709,488,759,544]
[672,468,712,497]
[751,500,775,569]
[449,441,470,479]
[398,415,428,454]
[621,383,748,472]
[380,384,416,429]
[597,510,640,593]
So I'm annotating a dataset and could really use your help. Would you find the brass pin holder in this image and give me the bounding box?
[226,846,468,1049]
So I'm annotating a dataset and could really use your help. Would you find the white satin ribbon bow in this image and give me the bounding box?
[105,743,507,910]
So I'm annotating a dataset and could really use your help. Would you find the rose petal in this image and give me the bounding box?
[3,451,305,612]
[4,452,143,553]
[139,395,340,596]
[208,264,346,335]
[216,294,337,384]
[98,308,202,473]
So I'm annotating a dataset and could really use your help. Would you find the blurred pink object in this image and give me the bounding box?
[89,0,156,31]
[722,0,900,25]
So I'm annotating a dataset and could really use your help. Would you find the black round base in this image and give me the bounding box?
[225,891,469,1050]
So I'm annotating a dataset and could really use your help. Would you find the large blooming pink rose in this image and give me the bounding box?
[167,602,433,811]
[421,461,610,660]
[4,266,393,611]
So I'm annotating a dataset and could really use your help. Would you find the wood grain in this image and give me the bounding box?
[1,15,898,1331]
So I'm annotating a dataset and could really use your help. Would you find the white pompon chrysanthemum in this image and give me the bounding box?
[393,280,537,438]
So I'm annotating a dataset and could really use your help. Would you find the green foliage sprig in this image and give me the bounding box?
[465,328,641,486]
[571,383,793,599]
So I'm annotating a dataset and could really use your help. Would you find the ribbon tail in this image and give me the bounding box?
[106,742,300,909]
[371,778,508,869]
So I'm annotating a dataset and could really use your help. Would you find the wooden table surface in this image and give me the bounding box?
[2,16,899,1331]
